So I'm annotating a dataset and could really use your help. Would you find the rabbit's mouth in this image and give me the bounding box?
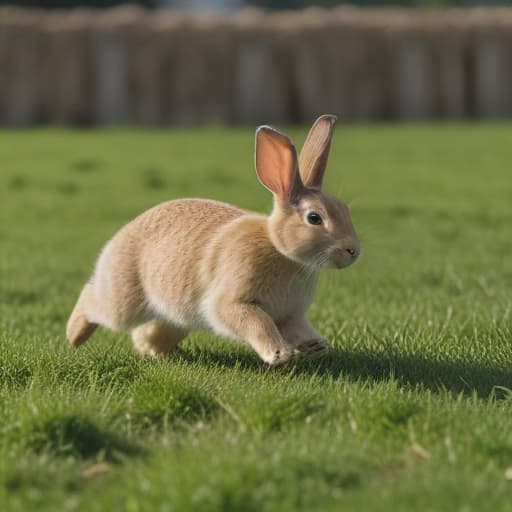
[328,246,360,269]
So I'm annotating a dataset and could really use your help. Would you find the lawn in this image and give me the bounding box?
[1,123,511,511]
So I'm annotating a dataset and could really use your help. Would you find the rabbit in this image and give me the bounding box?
[66,114,360,366]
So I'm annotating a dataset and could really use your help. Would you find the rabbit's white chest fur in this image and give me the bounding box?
[261,280,318,324]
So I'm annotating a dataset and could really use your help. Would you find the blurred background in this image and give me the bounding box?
[4,0,512,8]
[1,0,511,125]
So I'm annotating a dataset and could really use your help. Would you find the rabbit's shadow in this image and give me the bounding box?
[180,346,512,399]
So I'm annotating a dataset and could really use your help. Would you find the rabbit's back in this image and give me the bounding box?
[91,199,245,330]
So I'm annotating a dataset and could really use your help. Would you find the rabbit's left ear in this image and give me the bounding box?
[298,114,337,189]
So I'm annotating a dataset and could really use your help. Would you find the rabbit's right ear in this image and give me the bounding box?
[255,126,303,202]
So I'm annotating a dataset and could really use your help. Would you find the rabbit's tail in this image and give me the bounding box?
[66,283,97,347]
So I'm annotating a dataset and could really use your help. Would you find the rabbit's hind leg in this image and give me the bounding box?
[131,319,188,358]
[67,283,98,347]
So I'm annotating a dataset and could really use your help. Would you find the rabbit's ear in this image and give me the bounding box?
[298,114,337,189]
[255,126,303,202]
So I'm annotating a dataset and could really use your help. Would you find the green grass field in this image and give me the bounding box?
[1,123,512,511]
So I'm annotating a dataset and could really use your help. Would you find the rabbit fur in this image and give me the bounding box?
[66,115,360,366]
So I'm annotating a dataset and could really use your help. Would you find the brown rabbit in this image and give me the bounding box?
[66,115,360,365]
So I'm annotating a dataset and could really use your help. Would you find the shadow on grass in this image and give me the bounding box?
[317,348,512,399]
[181,347,512,399]
[30,414,143,462]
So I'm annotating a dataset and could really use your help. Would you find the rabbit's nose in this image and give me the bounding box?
[345,247,357,258]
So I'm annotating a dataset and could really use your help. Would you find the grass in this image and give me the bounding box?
[1,123,512,511]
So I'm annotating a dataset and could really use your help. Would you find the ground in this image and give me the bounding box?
[0,123,511,511]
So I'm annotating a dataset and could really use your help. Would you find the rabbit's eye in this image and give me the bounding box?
[307,212,323,225]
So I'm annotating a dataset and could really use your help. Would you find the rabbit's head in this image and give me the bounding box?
[255,115,360,270]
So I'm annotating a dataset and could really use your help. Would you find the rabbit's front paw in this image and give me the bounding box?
[262,346,296,367]
[296,338,330,358]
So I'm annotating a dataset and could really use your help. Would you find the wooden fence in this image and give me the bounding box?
[1,6,512,125]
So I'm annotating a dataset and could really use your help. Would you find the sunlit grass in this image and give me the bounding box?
[1,123,511,511]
